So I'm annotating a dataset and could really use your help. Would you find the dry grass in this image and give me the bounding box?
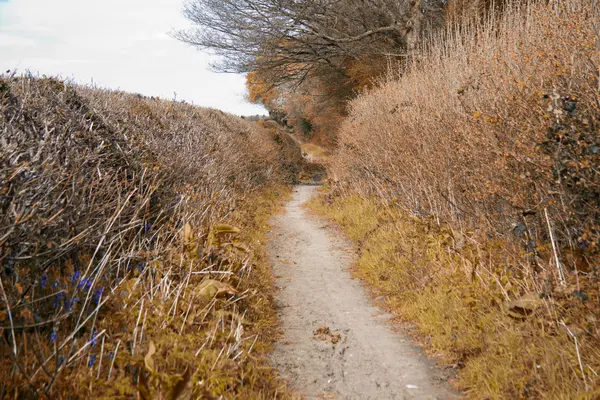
[317,0,600,397]
[0,74,299,398]
[310,193,600,398]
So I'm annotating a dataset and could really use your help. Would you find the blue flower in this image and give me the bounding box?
[50,328,57,343]
[66,296,79,311]
[53,292,65,309]
[88,354,96,368]
[90,329,98,347]
[78,278,93,291]
[69,270,81,285]
[40,274,48,288]
[93,287,104,305]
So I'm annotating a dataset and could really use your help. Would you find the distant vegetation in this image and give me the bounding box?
[0,74,301,397]
[179,0,448,144]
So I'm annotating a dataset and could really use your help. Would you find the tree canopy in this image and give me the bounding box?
[177,0,444,87]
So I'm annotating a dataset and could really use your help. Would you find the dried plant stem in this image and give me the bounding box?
[66,329,106,364]
[108,339,121,380]
[131,299,145,355]
[545,208,566,287]
[561,322,589,391]
[97,336,105,379]
[0,276,18,356]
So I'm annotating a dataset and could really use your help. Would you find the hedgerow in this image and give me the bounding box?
[317,0,600,397]
[0,74,299,398]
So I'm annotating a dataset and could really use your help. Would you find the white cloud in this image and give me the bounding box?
[0,0,266,115]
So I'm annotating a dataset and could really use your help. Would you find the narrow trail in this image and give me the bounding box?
[268,186,455,400]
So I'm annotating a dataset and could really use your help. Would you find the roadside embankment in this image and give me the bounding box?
[312,1,600,398]
[0,75,300,398]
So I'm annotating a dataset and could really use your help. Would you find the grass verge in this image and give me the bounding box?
[309,189,600,399]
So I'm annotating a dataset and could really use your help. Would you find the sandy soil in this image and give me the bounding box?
[268,185,456,400]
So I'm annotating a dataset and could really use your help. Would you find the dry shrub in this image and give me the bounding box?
[322,0,600,397]
[0,75,297,398]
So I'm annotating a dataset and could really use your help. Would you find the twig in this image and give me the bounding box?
[545,208,566,286]
[0,276,18,356]
[108,340,121,379]
[561,321,589,391]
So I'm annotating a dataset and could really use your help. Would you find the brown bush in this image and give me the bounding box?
[333,0,599,260]
[0,75,296,397]
[325,0,599,396]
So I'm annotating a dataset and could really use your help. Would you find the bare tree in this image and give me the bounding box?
[176,0,445,87]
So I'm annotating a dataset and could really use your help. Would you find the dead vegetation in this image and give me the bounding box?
[313,0,600,398]
[0,74,299,398]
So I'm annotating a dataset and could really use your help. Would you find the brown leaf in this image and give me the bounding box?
[507,293,541,319]
[182,223,194,246]
[144,341,156,372]
[168,367,193,400]
[213,224,240,235]
[194,279,238,301]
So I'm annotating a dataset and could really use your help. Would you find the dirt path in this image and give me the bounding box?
[268,185,455,400]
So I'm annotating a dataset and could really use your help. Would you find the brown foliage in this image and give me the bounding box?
[0,75,297,397]
[326,0,600,396]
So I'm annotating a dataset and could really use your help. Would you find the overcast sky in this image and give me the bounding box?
[0,0,266,115]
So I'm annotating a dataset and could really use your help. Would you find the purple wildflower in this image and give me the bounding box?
[66,296,79,311]
[50,328,57,343]
[40,274,48,288]
[78,278,93,291]
[93,287,104,305]
[88,354,96,368]
[53,292,65,309]
[90,329,98,347]
[69,270,81,285]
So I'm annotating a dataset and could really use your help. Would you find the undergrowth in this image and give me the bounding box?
[0,74,299,398]
[310,192,600,398]
[317,0,599,398]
